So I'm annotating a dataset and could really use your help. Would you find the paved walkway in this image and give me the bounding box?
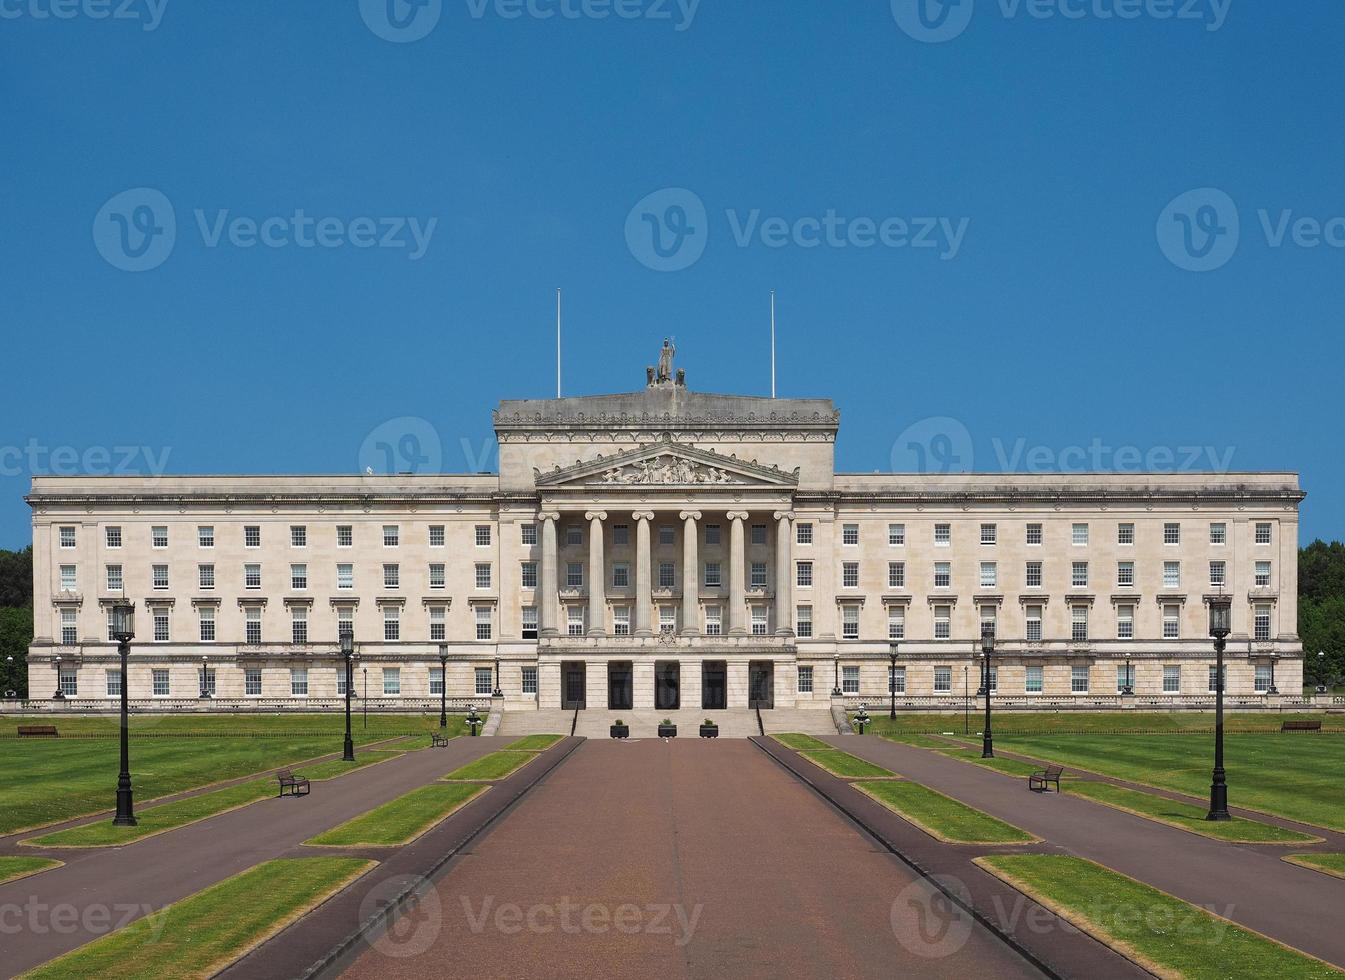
[0,736,509,978]
[827,734,1345,968]
[340,739,1046,980]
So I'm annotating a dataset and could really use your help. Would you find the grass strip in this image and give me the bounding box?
[798,749,897,779]
[772,733,833,751]
[935,747,1047,779]
[977,855,1343,980]
[856,711,1343,736]
[879,733,961,749]
[1066,781,1320,844]
[505,734,564,751]
[857,780,1037,844]
[443,750,538,781]
[307,783,486,847]
[1284,854,1345,881]
[0,857,62,885]
[27,752,400,848]
[19,857,372,980]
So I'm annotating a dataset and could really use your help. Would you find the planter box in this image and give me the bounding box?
[657,724,678,738]
[698,725,719,739]
[610,724,629,739]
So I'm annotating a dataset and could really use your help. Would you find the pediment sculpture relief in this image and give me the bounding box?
[598,454,739,485]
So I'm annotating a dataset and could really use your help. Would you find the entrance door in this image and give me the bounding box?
[561,662,586,710]
[655,662,680,711]
[607,661,633,711]
[749,661,775,709]
[702,661,727,710]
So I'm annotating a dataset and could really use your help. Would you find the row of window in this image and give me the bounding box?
[814,559,1271,591]
[55,665,536,698]
[819,521,1274,548]
[81,561,494,593]
[811,663,1262,695]
[74,523,502,551]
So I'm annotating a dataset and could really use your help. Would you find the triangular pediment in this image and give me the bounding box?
[535,442,799,489]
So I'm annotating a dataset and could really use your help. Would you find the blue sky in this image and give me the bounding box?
[2,0,1343,549]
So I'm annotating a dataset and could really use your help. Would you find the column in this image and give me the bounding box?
[585,511,607,635]
[680,510,701,635]
[774,510,794,635]
[727,511,749,635]
[538,513,559,637]
[633,512,654,636]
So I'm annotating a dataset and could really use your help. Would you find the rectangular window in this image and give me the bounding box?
[842,665,859,694]
[704,523,721,545]
[245,564,261,590]
[474,667,492,695]
[427,604,445,641]
[1210,522,1227,546]
[934,523,951,546]
[1071,665,1090,694]
[291,606,308,643]
[1209,561,1226,587]
[1255,522,1272,545]
[245,606,262,644]
[934,666,951,693]
[796,561,812,588]
[429,563,445,589]
[796,522,813,545]
[191,561,214,591]
[889,665,906,694]
[751,524,768,545]
[888,605,905,640]
[198,525,214,548]
[934,604,951,639]
[338,524,354,547]
[475,605,493,640]
[566,605,584,637]
[384,606,400,641]
[1071,561,1088,588]
[106,668,122,697]
[105,525,122,549]
[1117,561,1134,587]
[842,523,859,546]
[337,606,353,639]
[58,525,76,549]
[1208,665,1226,693]
[291,525,306,548]
[751,606,768,636]
[379,525,397,548]
[245,525,261,548]
[151,525,168,548]
[473,525,491,547]
[611,524,628,546]
[521,665,538,695]
[384,667,402,696]
[888,523,905,546]
[476,563,492,590]
[245,668,262,696]
[1072,523,1088,546]
[1254,603,1272,641]
[703,562,720,588]
[566,562,583,589]
[797,665,813,694]
[152,564,169,590]
[659,525,675,546]
[1026,523,1042,546]
[843,562,860,588]
[986,666,998,692]
[1255,664,1272,693]
[608,562,628,589]
[1116,666,1132,693]
[1117,523,1134,546]
[659,606,678,633]
[1025,665,1043,694]
[153,610,169,642]
[429,667,444,695]
[199,606,216,642]
[1026,561,1042,588]
[841,604,860,639]
[60,565,76,590]
[888,561,905,589]
[418,524,440,549]
[1071,605,1089,642]
[522,562,538,589]
[1025,605,1043,642]
[1117,604,1134,640]
[1163,665,1181,693]
[337,563,354,590]
[291,668,308,696]
[979,562,997,588]
[520,522,537,546]
[1255,561,1271,587]
[934,562,951,589]
[980,523,997,545]
[1164,522,1180,545]
[750,562,768,589]
[613,606,630,636]
[1163,604,1180,639]
[1163,561,1180,588]
[702,606,719,636]
[290,563,307,591]
[795,605,811,638]
[659,562,677,589]
[60,608,77,645]
[152,668,170,696]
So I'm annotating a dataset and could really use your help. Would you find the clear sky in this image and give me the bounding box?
[3,0,1342,549]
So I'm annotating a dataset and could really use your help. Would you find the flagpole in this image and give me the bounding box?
[770,290,777,399]
[556,288,562,398]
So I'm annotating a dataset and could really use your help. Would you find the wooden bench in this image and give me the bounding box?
[1281,719,1322,732]
[430,733,450,747]
[276,769,310,797]
[17,725,58,738]
[1028,764,1065,793]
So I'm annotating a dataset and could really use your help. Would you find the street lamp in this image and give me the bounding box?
[853,707,871,735]
[888,641,899,720]
[341,628,356,762]
[199,654,212,699]
[492,655,503,699]
[1206,590,1232,821]
[111,602,137,826]
[831,653,842,697]
[52,653,65,700]
[1317,651,1328,694]
[438,643,449,729]
[1122,655,1134,696]
[466,707,481,736]
[362,666,368,729]
[963,665,969,735]
[1267,652,1279,696]
[980,627,995,759]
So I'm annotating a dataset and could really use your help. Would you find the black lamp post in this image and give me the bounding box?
[831,653,842,697]
[492,655,503,699]
[438,643,449,729]
[1267,653,1279,696]
[888,642,899,720]
[362,666,368,729]
[980,627,995,759]
[52,653,65,700]
[1316,651,1328,694]
[466,707,481,736]
[341,628,356,762]
[199,654,212,699]
[1207,591,1232,821]
[963,665,969,735]
[1122,655,1134,696]
[111,602,137,826]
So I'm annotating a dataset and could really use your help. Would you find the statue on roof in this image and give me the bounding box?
[656,338,676,383]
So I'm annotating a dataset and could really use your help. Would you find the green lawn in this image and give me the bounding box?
[1065,781,1319,843]
[19,857,373,980]
[772,733,833,751]
[936,746,1049,779]
[997,733,1345,831]
[0,714,464,835]
[27,752,401,847]
[978,855,1343,980]
[1285,854,1345,881]
[880,732,964,749]
[0,856,62,885]
[504,734,564,751]
[857,780,1037,844]
[307,783,486,846]
[858,712,1343,736]
[798,749,897,779]
[443,750,539,781]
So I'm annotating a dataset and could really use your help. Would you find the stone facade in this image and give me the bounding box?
[25,353,1305,710]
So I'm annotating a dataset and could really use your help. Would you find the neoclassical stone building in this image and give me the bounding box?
[26,351,1305,712]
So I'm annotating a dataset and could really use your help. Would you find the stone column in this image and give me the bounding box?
[680,510,701,635]
[538,513,559,637]
[727,512,749,635]
[633,512,655,636]
[585,511,607,635]
[774,510,794,635]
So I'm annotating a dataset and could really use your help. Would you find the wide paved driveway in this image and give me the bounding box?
[341,738,1043,980]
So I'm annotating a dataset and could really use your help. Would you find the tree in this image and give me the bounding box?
[0,607,31,698]
[1299,540,1345,690]
[0,547,32,608]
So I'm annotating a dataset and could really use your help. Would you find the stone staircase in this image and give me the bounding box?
[495,706,840,739]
